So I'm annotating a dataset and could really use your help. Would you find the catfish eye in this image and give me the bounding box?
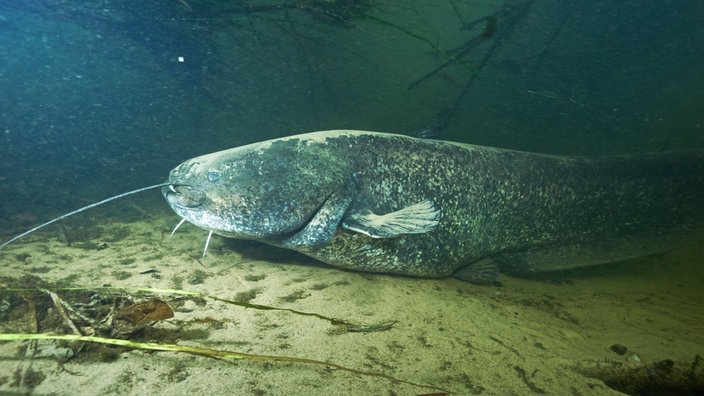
[207,170,220,182]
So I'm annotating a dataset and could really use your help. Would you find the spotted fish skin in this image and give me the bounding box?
[164,130,704,279]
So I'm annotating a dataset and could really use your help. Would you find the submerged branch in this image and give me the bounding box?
[0,333,448,392]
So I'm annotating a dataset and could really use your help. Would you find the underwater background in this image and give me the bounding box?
[1,1,704,395]
[1,0,703,229]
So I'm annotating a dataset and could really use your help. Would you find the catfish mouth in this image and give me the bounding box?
[162,184,206,209]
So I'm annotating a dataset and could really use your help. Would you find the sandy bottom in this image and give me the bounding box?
[0,208,702,395]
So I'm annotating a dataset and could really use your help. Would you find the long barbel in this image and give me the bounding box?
[0,183,169,249]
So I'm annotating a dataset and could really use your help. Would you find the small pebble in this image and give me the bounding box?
[626,353,642,363]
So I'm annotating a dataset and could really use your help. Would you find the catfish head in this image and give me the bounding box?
[163,138,352,244]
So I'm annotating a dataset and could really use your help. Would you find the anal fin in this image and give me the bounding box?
[453,258,500,284]
[495,228,704,276]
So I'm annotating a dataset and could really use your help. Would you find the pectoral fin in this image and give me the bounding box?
[281,192,352,251]
[342,200,440,238]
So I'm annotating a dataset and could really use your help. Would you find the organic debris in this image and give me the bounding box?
[0,275,441,392]
[0,275,174,340]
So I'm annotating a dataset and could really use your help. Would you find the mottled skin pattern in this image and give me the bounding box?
[163,130,704,278]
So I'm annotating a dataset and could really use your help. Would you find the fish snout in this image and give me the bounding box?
[162,184,206,208]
